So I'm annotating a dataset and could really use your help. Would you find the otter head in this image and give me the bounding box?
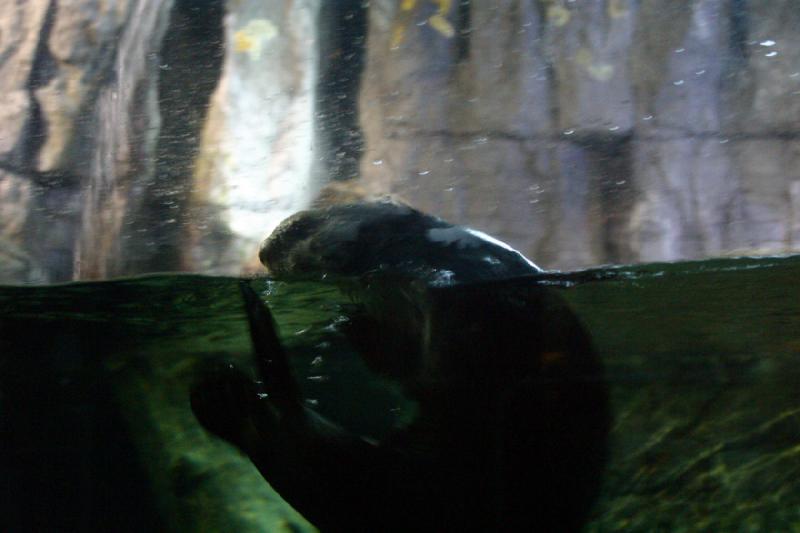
[259,208,354,278]
[259,201,541,284]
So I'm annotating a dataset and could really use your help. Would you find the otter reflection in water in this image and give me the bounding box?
[191,202,610,532]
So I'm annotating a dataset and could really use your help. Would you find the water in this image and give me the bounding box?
[1,255,799,532]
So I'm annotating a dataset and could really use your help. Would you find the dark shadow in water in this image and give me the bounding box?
[192,279,610,532]
[0,317,164,532]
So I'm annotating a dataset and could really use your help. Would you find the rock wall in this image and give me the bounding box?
[188,0,319,275]
[0,0,174,282]
[2,0,800,282]
[0,0,319,283]
[357,0,800,269]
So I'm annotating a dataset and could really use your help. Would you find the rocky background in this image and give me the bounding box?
[1,0,799,283]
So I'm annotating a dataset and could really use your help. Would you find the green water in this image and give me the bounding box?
[1,255,799,532]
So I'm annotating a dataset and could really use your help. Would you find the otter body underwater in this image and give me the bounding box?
[191,202,610,532]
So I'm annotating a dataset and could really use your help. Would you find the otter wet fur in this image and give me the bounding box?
[259,201,542,285]
[191,202,610,532]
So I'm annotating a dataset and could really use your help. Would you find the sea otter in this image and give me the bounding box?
[259,201,542,285]
[191,202,609,532]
